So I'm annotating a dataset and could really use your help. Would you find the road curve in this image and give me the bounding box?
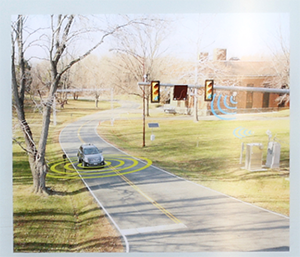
[57,102,289,252]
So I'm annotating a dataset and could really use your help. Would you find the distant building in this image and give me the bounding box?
[168,48,289,115]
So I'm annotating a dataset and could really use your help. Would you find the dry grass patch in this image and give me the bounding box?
[97,110,290,216]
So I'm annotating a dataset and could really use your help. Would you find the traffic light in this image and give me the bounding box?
[151,81,160,103]
[204,80,214,101]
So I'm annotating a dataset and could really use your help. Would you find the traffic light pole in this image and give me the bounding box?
[143,85,145,147]
[142,75,148,147]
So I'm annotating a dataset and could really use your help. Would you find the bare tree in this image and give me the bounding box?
[12,15,39,188]
[110,15,172,115]
[263,22,290,106]
[12,14,140,194]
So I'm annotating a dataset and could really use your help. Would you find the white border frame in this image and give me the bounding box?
[1,0,299,257]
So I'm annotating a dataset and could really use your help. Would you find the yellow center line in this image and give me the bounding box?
[77,121,88,143]
[110,164,182,224]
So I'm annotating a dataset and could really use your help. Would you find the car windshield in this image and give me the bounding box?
[83,147,99,155]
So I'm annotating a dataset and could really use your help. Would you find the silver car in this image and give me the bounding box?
[77,144,105,167]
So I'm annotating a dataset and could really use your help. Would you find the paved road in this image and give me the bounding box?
[58,102,289,252]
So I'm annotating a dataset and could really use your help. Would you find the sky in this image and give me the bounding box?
[19,13,289,62]
[166,13,289,60]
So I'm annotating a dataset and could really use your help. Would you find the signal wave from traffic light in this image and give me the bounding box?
[233,126,254,139]
[211,94,237,120]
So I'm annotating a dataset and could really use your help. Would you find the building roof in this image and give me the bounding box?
[224,61,277,78]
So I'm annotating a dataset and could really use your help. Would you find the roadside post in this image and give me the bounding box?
[148,123,159,141]
[62,154,67,173]
[265,130,281,169]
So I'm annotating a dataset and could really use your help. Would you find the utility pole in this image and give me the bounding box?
[194,52,199,122]
[142,74,148,147]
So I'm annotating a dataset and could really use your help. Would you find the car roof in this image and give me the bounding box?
[81,144,97,149]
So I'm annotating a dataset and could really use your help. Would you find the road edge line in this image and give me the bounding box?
[59,123,130,253]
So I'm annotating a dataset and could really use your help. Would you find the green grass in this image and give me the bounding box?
[97,110,290,216]
[13,99,290,252]
[13,99,124,253]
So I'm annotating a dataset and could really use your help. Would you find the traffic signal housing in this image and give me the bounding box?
[151,81,160,103]
[204,80,214,101]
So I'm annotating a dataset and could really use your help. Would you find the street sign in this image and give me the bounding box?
[173,85,188,100]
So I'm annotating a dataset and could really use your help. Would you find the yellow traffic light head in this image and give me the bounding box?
[151,81,160,103]
[204,80,214,101]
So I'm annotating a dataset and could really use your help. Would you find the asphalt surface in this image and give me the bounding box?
[58,101,289,252]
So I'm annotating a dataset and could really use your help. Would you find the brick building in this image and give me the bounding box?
[168,48,289,115]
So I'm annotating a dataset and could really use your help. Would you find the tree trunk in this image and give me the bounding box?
[30,100,53,194]
[31,157,48,194]
[193,88,198,122]
[15,107,48,194]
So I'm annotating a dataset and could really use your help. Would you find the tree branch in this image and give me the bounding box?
[13,137,33,155]
[59,20,137,77]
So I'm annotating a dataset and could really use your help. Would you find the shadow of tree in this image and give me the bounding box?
[14,236,124,252]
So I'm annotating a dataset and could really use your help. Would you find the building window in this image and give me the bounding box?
[263,84,270,108]
[246,84,254,108]
[263,93,270,108]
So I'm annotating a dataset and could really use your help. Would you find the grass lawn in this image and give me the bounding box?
[12,98,290,252]
[13,99,124,253]
[97,109,290,216]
